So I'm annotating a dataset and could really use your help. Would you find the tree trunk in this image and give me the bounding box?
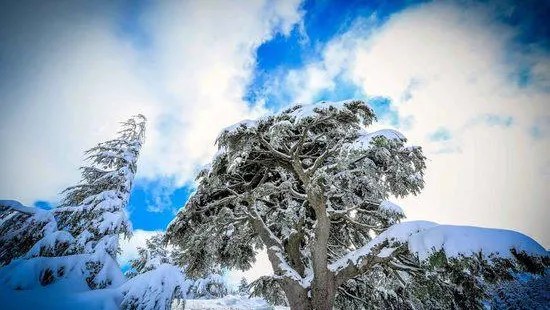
[282,283,312,310]
[310,196,336,310]
[311,274,336,310]
[283,285,336,310]
[312,294,336,310]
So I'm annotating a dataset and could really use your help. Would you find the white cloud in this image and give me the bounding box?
[0,1,157,204]
[277,2,550,247]
[118,229,162,266]
[226,250,272,288]
[0,0,304,204]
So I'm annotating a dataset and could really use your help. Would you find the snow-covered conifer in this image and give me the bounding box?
[55,114,146,288]
[0,115,146,290]
[187,272,229,299]
[486,269,550,309]
[0,200,67,267]
[166,99,549,309]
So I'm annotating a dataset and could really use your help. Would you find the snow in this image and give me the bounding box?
[329,221,549,272]
[0,255,90,291]
[0,286,286,310]
[220,119,258,136]
[288,100,355,122]
[0,286,122,310]
[0,199,52,219]
[0,200,34,213]
[120,264,190,310]
[352,129,406,149]
[184,296,283,310]
[24,230,74,258]
[379,200,404,216]
[405,224,550,261]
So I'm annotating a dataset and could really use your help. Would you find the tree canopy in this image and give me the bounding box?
[166,99,548,309]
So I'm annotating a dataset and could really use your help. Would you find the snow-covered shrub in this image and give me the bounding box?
[237,277,249,297]
[119,264,190,310]
[187,273,229,299]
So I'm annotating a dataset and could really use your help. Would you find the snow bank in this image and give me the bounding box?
[0,285,121,310]
[0,255,91,291]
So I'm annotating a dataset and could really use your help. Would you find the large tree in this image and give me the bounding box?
[166,100,548,309]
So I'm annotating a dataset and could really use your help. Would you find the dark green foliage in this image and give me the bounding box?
[486,269,550,309]
[249,276,288,306]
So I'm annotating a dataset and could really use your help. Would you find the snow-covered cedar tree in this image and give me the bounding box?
[165,100,549,310]
[0,115,147,290]
[56,114,146,288]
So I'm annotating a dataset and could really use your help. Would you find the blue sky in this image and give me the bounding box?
[1,0,550,274]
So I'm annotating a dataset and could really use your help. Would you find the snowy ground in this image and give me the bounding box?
[0,288,287,310]
[182,296,289,310]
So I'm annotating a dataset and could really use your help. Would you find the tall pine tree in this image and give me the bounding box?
[0,115,146,290]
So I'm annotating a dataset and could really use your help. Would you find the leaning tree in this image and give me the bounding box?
[166,100,548,309]
[0,115,147,289]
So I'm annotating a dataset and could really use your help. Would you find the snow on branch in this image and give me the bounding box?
[330,221,549,277]
[0,200,42,216]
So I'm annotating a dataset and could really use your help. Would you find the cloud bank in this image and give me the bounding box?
[0,0,303,204]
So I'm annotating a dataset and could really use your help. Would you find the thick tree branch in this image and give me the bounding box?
[332,241,411,287]
[304,139,344,177]
[0,201,48,216]
[259,135,291,160]
[246,205,304,285]
[192,195,239,214]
